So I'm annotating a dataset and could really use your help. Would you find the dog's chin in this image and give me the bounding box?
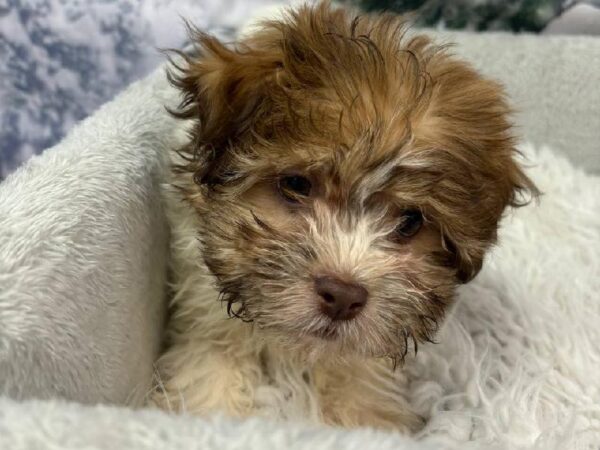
[275,333,361,364]
[254,318,397,363]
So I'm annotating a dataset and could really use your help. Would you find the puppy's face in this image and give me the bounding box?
[170,3,535,361]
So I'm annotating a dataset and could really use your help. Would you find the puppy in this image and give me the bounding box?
[151,1,536,433]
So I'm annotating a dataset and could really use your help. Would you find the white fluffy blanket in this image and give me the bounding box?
[1,143,598,449]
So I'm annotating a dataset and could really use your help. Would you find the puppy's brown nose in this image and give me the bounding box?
[315,276,368,321]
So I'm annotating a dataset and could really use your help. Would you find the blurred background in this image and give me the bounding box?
[1,0,599,180]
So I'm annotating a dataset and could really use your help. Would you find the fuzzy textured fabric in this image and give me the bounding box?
[1,143,598,449]
[0,0,288,179]
[0,67,175,404]
[0,397,430,450]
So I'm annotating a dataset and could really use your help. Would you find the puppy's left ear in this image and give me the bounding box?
[424,57,541,285]
[453,155,538,284]
[167,26,283,184]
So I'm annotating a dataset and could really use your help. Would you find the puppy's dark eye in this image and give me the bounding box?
[395,209,423,238]
[278,175,311,203]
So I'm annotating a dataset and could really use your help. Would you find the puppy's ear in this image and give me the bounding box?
[167,26,282,185]
[452,154,538,284]
[455,249,484,284]
[421,56,540,285]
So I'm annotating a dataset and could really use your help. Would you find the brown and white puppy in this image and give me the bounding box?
[151,2,536,433]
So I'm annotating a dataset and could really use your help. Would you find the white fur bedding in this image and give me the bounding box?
[1,143,598,449]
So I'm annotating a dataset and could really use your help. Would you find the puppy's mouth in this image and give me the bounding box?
[307,321,341,341]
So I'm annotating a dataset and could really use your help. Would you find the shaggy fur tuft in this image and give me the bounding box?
[151,2,537,433]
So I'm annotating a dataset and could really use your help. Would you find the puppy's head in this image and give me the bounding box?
[170,3,536,361]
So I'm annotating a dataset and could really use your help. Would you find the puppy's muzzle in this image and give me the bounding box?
[314,276,368,321]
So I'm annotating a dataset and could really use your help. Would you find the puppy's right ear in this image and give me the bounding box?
[167,26,282,185]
